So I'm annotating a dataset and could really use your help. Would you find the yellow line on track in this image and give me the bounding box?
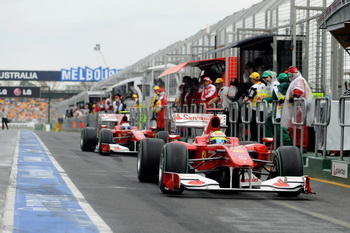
[310,177,350,188]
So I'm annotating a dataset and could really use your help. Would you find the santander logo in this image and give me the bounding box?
[273,178,289,187]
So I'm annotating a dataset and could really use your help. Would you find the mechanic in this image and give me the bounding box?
[113,94,124,114]
[209,77,237,136]
[261,70,279,137]
[242,72,267,142]
[151,86,161,120]
[281,66,315,152]
[200,77,217,108]
[155,88,168,132]
[176,76,192,108]
[266,73,293,146]
[209,131,227,144]
[131,94,139,109]
[184,77,200,107]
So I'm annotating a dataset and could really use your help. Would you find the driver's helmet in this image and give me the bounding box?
[121,123,131,130]
[209,131,227,144]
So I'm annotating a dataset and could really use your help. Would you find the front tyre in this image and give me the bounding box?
[137,138,165,182]
[80,127,97,152]
[273,146,303,197]
[159,143,188,194]
[98,129,113,155]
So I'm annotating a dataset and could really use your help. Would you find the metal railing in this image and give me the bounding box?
[313,97,331,158]
[291,98,307,154]
[338,95,350,160]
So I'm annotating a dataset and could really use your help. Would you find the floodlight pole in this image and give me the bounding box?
[94,44,108,67]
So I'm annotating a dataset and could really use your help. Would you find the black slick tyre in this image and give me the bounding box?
[159,143,188,194]
[274,146,303,197]
[80,127,97,152]
[156,131,169,143]
[98,129,113,155]
[137,138,165,182]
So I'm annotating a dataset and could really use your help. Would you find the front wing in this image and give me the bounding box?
[162,172,313,194]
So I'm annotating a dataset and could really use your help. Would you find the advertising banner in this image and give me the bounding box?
[0,67,121,82]
[0,86,41,98]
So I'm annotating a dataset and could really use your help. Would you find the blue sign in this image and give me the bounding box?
[0,67,121,82]
[60,66,121,82]
[0,71,60,81]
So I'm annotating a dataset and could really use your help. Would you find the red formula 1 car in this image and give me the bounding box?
[80,113,161,155]
[137,111,313,197]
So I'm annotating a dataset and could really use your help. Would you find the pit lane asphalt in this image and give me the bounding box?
[1,129,350,233]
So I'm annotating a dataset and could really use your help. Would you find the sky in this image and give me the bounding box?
[1,0,262,71]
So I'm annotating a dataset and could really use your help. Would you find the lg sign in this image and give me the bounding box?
[0,87,41,98]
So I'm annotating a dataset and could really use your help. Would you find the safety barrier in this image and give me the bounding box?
[291,98,307,153]
[271,100,282,150]
[241,102,252,141]
[58,97,342,156]
[228,102,239,137]
[256,100,268,143]
[313,97,331,158]
[338,95,350,160]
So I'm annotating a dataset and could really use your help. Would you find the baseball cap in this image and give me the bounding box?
[203,77,210,81]
[249,72,261,80]
[262,71,272,78]
[214,78,224,84]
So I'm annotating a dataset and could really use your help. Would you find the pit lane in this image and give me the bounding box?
[1,129,350,233]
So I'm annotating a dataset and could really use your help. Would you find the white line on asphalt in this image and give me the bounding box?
[276,201,350,229]
[0,131,20,233]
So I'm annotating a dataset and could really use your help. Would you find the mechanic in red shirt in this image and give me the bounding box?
[200,77,217,108]
[155,88,168,131]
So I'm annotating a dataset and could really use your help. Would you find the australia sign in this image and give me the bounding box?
[0,67,121,82]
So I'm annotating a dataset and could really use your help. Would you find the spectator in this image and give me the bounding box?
[281,66,315,152]
[200,77,217,108]
[242,72,267,141]
[1,107,9,130]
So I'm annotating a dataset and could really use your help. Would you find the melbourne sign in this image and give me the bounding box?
[60,67,120,81]
[0,67,120,82]
[0,86,41,98]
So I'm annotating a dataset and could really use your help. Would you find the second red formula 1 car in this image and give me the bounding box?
[80,112,162,155]
[137,111,313,197]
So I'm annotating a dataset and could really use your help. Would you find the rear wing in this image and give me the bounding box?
[172,113,226,128]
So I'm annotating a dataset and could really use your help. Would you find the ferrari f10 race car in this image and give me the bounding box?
[137,111,313,197]
[80,112,157,155]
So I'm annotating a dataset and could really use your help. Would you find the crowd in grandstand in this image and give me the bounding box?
[0,98,49,122]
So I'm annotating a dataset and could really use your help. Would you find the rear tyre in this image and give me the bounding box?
[274,146,303,197]
[137,138,165,182]
[98,129,113,155]
[159,143,188,194]
[156,131,169,143]
[80,127,97,152]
